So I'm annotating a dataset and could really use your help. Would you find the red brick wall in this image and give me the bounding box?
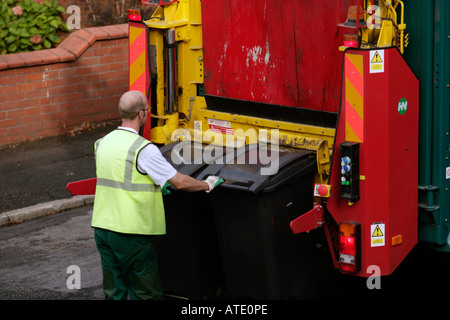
[0,24,129,147]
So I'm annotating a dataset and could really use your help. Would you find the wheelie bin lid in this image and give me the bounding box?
[195,144,317,194]
[160,141,226,177]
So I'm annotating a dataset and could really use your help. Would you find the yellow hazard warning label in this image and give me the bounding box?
[370,223,385,247]
[369,50,384,74]
[371,51,383,63]
[372,225,383,237]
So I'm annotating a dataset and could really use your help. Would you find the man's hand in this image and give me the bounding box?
[204,176,224,193]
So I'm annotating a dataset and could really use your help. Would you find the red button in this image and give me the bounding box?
[318,185,328,196]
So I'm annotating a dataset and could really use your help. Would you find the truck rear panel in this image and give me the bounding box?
[201,0,344,113]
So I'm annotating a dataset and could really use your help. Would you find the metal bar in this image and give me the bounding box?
[167,29,176,113]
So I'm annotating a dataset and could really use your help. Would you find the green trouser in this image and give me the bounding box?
[94,228,163,300]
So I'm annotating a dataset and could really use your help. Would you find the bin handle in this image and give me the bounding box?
[220,183,252,192]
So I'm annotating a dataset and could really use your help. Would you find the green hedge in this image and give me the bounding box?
[0,0,69,54]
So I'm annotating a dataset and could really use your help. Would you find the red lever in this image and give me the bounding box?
[66,178,97,195]
[290,203,324,234]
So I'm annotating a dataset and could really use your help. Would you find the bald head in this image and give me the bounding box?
[118,91,148,120]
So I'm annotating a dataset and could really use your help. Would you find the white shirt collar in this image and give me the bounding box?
[118,126,138,135]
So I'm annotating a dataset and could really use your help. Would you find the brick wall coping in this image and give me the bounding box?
[0,24,128,71]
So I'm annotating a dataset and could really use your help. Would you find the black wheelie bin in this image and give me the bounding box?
[195,144,322,299]
[150,141,225,300]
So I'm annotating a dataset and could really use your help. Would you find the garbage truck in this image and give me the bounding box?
[68,0,449,299]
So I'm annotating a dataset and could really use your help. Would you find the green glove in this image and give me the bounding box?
[162,181,172,195]
[204,176,224,193]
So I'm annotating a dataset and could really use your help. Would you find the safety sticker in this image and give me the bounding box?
[208,118,234,135]
[446,167,450,180]
[369,50,384,74]
[370,223,385,247]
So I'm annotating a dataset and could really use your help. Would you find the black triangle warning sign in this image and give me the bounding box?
[371,51,383,63]
[372,225,383,237]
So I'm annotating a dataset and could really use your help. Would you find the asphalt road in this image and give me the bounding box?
[0,204,103,300]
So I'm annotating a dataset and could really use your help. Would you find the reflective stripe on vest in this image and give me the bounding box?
[96,178,157,192]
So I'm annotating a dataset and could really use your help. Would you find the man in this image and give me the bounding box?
[92,91,222,300]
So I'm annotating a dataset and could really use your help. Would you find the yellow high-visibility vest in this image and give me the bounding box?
[92,129,166,235]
